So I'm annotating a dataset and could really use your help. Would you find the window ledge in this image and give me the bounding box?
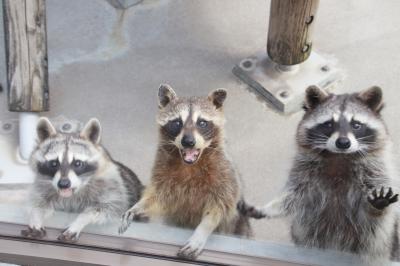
[0,203,398,266]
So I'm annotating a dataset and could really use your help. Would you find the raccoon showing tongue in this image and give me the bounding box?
[182,149,200,164]
[59,188,73,198]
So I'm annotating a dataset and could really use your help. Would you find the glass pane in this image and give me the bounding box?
[0,1,399,265]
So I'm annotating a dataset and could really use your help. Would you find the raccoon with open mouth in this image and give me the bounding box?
[239,86,399,264]
[21,118,143,242]
[119,84,252,259]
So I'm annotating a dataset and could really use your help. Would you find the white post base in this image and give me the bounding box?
[18,112,39,162]
[233,52,344,114]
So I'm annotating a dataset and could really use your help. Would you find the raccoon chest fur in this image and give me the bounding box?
[288,157,379,252]
[153,160,239,228]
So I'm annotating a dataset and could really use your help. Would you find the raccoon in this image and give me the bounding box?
[119,84,251,259]
[21,118,143,242]
[240,86,399,264]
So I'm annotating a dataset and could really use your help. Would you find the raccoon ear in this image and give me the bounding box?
[208,89,227,109]
[357,86,383,113]
[37,117,57,142]
[304,86,329,110]
[80,118,101,144]
[158,84,177,108]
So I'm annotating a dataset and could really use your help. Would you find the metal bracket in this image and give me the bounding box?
[233,52,344,113]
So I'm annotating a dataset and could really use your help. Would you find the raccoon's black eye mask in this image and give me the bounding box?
[164,118,183,137]
[37,159,60,177]
[72,159,97,176]
[350,120,376,141]
[37,158,97,178]
[311,119,336,137]
[196,118,215,140]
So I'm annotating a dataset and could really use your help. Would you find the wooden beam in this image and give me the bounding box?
[3,0,49,112]
[267,0,319,66]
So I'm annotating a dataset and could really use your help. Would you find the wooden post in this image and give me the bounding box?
[267,0,319,66]
[3,0,49,112]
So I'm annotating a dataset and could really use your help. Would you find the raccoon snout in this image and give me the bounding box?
[181,134,196,148]
[57,179,71,189]
[335,137,351,150]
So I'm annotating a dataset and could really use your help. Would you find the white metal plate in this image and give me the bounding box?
[233,52,344,113]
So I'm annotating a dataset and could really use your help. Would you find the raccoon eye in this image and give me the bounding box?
[173,120,182,127]
[351,121,363,130]
[49,160,59,168]
[322,121,333,128]
[197,119,208,128]
[73,160,85,168]
[167,119,183,132]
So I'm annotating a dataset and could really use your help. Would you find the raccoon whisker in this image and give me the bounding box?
[356,149,368,160]
[306,136,328,140]
[307,140,328,146]
[308,133,329,139]
[204,146,223,156]
[356,135,375,140]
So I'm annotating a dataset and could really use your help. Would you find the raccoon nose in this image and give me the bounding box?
[181,135,196,148]
[336,137,351,150]
[57,179,71,189]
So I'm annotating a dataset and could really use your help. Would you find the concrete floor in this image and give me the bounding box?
[1,0,400,244]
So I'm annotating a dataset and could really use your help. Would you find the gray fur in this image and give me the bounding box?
[239,88,399,264]
[287,89,399,262]
[22,118,143,242]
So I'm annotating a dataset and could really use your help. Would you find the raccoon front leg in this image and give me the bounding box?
[119,187,157,234]
[58,208,107,242]
[119,198,150,234]
[367,187,398,211]
[21,207,53,239]
[177,209,222,260]
[239,193,289,219]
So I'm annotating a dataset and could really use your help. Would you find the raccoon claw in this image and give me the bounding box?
[237,201,266,219]
[119,207,149,234]
[118,219,131,234]
[21,226,46,239]
[57,229,79,243]
[368,187,398,210]
[177,240,205,260]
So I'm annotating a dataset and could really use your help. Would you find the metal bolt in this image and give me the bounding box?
[302,44,310,53]
[280,91,289,98]
[242,60,253,69]
[62,123,72,131]
[305,15,314,25]
[2,123,12,131]
[321,65,330,72]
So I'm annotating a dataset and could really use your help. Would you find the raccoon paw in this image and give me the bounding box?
[21,226,46,239]
[368,187,398,210]
[237,200,266,219]
[57,229,79,243]
[177,239,205,260]
[119,207,149,234]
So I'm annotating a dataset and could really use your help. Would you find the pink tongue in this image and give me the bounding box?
[184,149,199,162]
[59,188,73,198]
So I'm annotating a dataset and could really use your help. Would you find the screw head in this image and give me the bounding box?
[302,44,310,53]
[280,91,289,98]
[240,58,255,71]
[2,123,12,131]
[242,60,252,68]
[321,65,330,72]
[62,123,72,131]
[305,15,314,25]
